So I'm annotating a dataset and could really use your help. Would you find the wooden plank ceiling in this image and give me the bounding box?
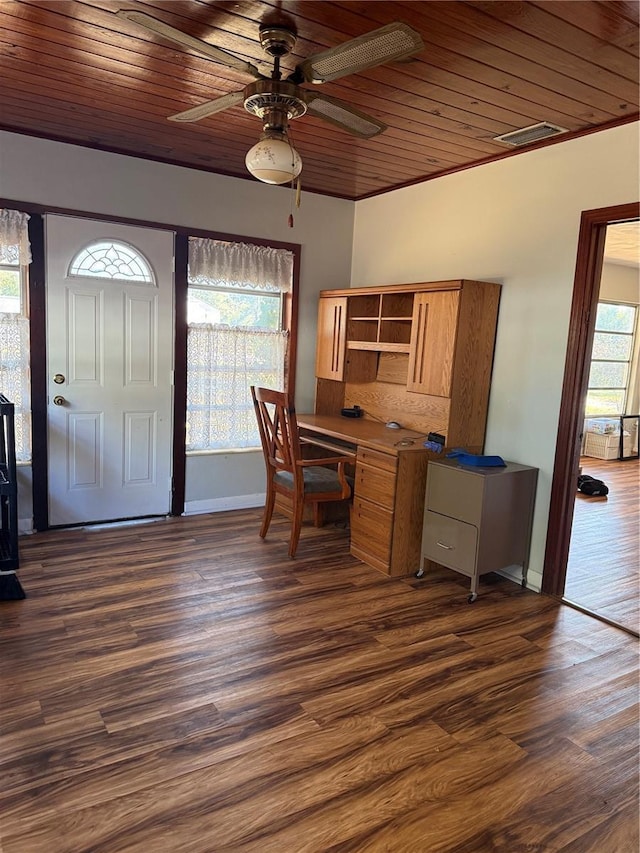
[0,0,638,200]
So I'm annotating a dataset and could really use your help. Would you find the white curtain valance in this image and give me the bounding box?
[0,209,31,265]
[188,237,293,293]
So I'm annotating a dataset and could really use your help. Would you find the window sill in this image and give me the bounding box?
[186,447,261,456]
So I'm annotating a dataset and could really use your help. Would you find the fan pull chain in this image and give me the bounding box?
[288,176,302,228]
[287,127,301,228]
[288,175,294,228]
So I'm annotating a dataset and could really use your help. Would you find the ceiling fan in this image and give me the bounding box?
[114,9,424,184]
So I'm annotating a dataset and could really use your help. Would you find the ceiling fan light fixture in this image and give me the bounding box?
[245,130,302,185]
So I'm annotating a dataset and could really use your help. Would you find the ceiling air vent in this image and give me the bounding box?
[494,122,568,146]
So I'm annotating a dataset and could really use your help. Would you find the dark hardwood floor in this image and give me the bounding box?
[1,510,638,852]
[566,457,639,634]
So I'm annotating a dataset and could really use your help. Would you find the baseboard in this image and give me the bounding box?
[183,494,265,516]
[497,565,541,594]
[19,518,34,535]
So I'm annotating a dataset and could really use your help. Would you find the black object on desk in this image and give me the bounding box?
[341,405,363,418]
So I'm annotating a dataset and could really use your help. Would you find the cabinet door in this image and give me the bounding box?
[315,296,347,381]
[407,291,460,396]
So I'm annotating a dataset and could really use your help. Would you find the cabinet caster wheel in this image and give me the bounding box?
[415,568,424,578]
[468,593,477,603]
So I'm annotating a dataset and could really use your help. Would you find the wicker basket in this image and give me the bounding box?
[584,431,630,460]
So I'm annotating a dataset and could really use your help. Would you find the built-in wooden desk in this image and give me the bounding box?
[297,414,434,576]
[307,279,500,575]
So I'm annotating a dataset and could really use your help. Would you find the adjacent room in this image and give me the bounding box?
[0,2,638,850]
[564,223,640,633]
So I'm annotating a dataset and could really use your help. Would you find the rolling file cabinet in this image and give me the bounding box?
[420,458,537,601]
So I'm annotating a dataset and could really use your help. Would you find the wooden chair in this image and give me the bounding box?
[251,386,352,558]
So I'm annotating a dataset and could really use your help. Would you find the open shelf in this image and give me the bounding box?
[348,341,411,353]
[347,292,415,351]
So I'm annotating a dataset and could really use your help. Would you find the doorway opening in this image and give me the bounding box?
[543,204,640,637]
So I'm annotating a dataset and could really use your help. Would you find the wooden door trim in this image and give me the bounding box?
[27,214,48,532]
[4,198,301,528]
[171,233,188,516]
[542,201,640,596]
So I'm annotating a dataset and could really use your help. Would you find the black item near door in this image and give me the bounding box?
[0,394,24,600]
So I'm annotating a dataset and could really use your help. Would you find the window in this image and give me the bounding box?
[0,208,32,462]
[586,301,637,416]
[68,240,154,283]
[186,238,293,451]
[0,263,25,314]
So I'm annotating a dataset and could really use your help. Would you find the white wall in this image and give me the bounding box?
[0,130,355,515]
[351,122,640,591]
[600,261,639,304]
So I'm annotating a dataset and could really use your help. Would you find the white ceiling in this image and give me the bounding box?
[604,221,640,268]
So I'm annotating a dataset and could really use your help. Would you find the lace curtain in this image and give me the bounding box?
[0,314,31,462]
[189,237,293,292]
[186,237,292,451]
[187,325,286,450]
[0,207,32,462]
[0,208,31,265]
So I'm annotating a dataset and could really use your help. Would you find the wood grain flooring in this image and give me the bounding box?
[1,510,638,852]
[566,457,639,634]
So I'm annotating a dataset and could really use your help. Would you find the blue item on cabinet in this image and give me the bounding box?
[446,448,506,467]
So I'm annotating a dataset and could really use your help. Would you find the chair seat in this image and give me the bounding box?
[275,466,345,494]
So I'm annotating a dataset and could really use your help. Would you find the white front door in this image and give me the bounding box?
[45,215,174,526]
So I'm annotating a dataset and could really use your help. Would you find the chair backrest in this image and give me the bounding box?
[251,386,302,478]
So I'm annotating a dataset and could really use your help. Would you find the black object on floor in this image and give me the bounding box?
[577,474,609,497]
[0,569,25,600]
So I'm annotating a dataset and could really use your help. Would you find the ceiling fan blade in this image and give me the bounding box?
[303,93,386,138]
[298,22,423,84]
[168,90,245,122]
[115,10,263,79]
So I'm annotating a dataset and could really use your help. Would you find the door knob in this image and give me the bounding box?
[53,395,66,406]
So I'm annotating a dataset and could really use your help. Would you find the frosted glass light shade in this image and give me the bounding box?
[245,136,302,185]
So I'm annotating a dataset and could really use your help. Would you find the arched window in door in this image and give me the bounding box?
[68,240,155,283]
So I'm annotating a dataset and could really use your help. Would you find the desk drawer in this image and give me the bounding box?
[357,447,397,473]
[354,462,396,509]
[351,496,393,561]
[422,511,477,576]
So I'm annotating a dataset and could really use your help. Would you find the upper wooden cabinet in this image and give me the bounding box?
[315,296,347,381]
[314,280,501,448]
[407,290,459,397]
